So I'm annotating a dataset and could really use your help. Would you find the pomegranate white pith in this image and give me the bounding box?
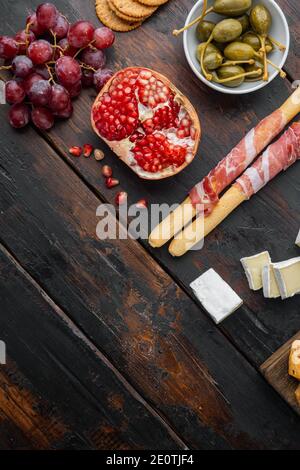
[91,67,201,180]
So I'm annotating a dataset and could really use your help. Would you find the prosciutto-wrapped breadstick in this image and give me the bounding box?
[169,122,300,257]
[149,86,300,248]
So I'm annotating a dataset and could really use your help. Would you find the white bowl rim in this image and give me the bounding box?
[183,0,290,95]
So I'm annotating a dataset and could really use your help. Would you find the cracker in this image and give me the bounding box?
[137,0,169,6]
[108,0,150,21]
[112,0,157,18]
[95,0,142,32]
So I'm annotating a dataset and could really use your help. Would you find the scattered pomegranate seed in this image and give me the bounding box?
[115,191,127,206]
[136,199,148,209]
[102,165,113,177]
[69,146,82,157]
[106,177,119,188]
[83,144,93,157]
[94,148,105,161]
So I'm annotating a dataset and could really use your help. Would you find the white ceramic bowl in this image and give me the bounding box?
[183,0,290,94]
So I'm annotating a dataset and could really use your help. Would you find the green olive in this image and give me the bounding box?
[250,4,272,36]
[242,31,273,52]
[196,43,223,70]
[196,21,215,42]
[216,65,246,87]
[236,14,250,33]
[213,0,252,17]
[212,41,226,52]
[212,19,243,43]
[224,41,255,61]
[244,61,264,81]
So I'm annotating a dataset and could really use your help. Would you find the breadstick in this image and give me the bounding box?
[149,86,300,249]
[169,122,300,257]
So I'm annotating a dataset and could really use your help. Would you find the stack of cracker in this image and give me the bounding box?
[96,0,169,32]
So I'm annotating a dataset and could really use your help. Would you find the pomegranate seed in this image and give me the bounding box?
[94,149,105,160]
[106,177,119,188]
[115,191,127,206]
[69,146,82,157]
[83,144,93,157]
[136,199,148,209]
[102,165,112,177]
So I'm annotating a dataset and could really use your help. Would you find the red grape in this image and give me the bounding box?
[55,56,82,87]
[5,80,25,104]
[58,38,78,57]
[80,47,106,69]
[36,3,58,30]
[23,72,44,93]
[53,100,73,119]
[93,27,115,50]
[15,30,36,54]
[26,12,46,36]
[34,65,51,80]
[49,84,70,111]
[28,79,52,106]
[93,68,113,91]
[28,40,53,64]
[9,103,30,128]
[82,69,94,88]
[52,15,69,39]
[31,106,54,130]
[68,21,95,48]
[12,55,34,78]
[0,36,18,59]
[65,80,82,99]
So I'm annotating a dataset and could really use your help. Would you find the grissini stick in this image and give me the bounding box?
[149,86,300,248]
[169,122,300,257]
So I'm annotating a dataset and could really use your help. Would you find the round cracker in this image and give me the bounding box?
[111,0,157,18]
[95,0,142,32]
[136,0,169,6]
[108,0,150,21]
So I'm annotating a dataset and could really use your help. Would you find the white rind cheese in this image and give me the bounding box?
[262,264,281,299]
[296,229,300,247]
[190,268,243,324]
[273,257,300,299]
[240,251,271,291]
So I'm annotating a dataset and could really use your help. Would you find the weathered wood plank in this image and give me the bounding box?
[1,0,297,367]
[261,331,300,417]
[1,105,300,449]
[277,0,300,80]
[0,244,184,450]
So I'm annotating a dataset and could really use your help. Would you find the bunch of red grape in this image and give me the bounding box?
[0,2,115,131]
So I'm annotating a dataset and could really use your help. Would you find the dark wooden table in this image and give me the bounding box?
[0,0,300,450]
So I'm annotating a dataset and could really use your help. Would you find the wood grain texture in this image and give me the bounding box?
[276,0,300,80]
[261,331,300,417]
[1,98,300,449]
[0,244,183,450]
[2,0,297,367]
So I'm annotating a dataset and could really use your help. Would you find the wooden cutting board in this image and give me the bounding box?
[260,332,300,416]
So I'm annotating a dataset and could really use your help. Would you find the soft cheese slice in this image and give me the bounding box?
[296,229,300,248]
[240,251,271,290]
[262,264,281,299]
[273,257,300,299]
[289,340,300,380]
[190,268,243,324]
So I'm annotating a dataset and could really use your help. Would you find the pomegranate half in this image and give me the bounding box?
[91,67,201,180]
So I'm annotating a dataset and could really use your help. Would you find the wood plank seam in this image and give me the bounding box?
[0,240,189,450]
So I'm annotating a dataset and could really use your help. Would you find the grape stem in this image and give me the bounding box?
[79,62,97,72]
[46,63,55,83]
[0,65,12,70]
[25,21,33,50]
[73,40,96,59]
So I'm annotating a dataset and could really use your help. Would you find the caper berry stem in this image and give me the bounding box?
[254,52,286,79]
[258,35,268,81]
[213,69,263,84]
[173,1,213,36]
[200,32,214,81]
[268,35,286,51]
[220,59,255,67]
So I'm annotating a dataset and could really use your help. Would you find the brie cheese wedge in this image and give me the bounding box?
[273,257,300,299]
[296,229,300,248]
[262,264,281,299]
[190,268,243,324]
[240,251,271,291]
